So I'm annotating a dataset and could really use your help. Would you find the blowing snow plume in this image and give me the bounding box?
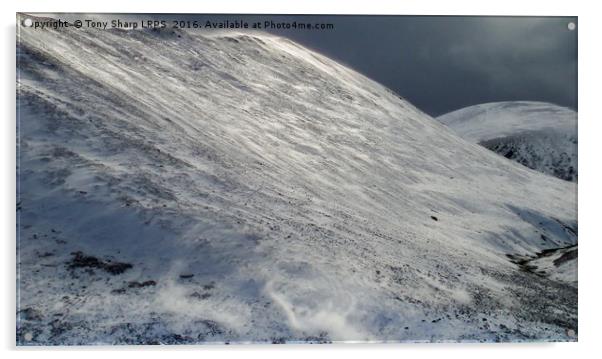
[17,14,577,344]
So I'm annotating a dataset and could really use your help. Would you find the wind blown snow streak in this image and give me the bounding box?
[17,15,577,344]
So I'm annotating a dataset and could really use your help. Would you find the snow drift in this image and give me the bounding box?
[437,101,577,181]
[17,15,577,344]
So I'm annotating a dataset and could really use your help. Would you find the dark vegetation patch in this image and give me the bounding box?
[508,270,578,333]
[67,251,132,275]
[190,292,212,300]
[128,280,157,288]
[202,281,216,290]
[111,288,126,295]
[302,331,331,344]
[271,337,287,344]
[107,321,197,345]
[195,319,225,340]
[493,253,578,334]
[49,319,74,338]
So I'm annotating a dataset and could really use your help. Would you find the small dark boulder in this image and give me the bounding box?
[128,280,157,288]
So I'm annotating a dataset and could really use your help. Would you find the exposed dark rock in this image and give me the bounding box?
[128,280,157,288]
[190,292,211,300]
[18,307,43,321]
[67,251,132,275]
[554,248,578,267]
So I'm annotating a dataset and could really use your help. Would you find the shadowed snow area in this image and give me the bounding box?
[438,101,577,181]
[17,16,577,344]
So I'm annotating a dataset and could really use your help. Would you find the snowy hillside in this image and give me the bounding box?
[437,102,577,181]
[17,15,577,344]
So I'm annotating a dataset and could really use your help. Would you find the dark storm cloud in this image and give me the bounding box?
[262,16,577,116]
[60,14,578,116]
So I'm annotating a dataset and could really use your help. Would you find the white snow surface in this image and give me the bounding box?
[437,102,577,181]
[17,18,577,344]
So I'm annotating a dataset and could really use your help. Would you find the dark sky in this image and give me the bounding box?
[61,14,579,116]
[261,15,578,116]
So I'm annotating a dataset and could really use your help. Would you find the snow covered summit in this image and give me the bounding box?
[438,101,577,181]
[17,16,577,344]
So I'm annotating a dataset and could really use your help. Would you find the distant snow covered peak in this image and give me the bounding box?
[437,101,576,142]
[438,101,577,181]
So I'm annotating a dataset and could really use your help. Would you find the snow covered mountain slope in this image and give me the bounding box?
[17,17,577,344]
[437,102,577,181]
